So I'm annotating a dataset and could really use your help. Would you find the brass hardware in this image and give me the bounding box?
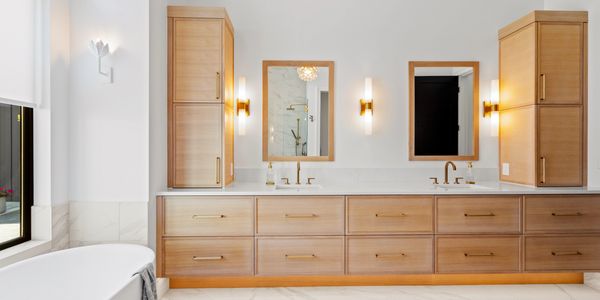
[285,254,316,259]
[482,101,499,118]
[285,213,317,218]
[375,213,407,218]
[540,156,546,184]
[552,212,583,217]
[464,212,495,217]
[236,99,250,116]
[192,214,225,219]
[540,73,546,101]
[216,157,221,185]
[216,72,221,100]
[375,253,406,258]
[464,252,495,257]
[17,113,21,123]
[296,161,301,185]
[281,177,290,185]
[429,177,439,185]
[551,251,582,256]
[360,99,374,116]
[444,161,457,184]
[307,177,316,185]
[454,177,464,184]
[193,255,224,261]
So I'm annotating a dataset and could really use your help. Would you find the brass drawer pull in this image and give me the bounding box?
[216,157,221,185]
[464,212,495,217]
[551,212,583,217]
[216,72,221,100]
[464,252,495,257]
[540,73,546,101]
[193,255,224,261]
[552,251,582,256]
[285,214,317,218]
[375,213,407,218]
[192,214,225,219]
[375,253,407,258]
[540,156,547,184]
[285,254,316,259]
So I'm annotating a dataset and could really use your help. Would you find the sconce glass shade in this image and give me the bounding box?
[489,79,500,137]
[361,77,374,135]
[297,66,318,82]
[237,77,250,136]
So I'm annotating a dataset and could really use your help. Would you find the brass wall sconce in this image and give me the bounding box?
[482,101,499,118]
[236,77,250,136]
[360,78,374,135]
[483,79,500,137]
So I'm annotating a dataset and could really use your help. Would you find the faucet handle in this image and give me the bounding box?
[307,177,316,185]
[281,177,290,185]
[429,177,439,185]
[454,177,464,185]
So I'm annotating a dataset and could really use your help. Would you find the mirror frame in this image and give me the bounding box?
[262,60,335,161]
[408,61,480,161]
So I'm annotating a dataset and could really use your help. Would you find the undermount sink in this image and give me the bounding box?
[434,184,491,190]
[275,184,323,190]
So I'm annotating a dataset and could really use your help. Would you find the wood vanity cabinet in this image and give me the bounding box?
[167,6,235,188]
[498,11,587,187]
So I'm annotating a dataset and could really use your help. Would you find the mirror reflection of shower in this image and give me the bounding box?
[287,102,308,156]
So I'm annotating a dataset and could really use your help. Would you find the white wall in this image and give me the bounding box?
[544,0,600,187]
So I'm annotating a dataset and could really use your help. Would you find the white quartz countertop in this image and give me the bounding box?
[156,181,600,196]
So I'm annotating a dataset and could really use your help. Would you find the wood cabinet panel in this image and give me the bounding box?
[172,104,222,187]
[525,236,600,271]
[347,196,433,234]
[436,236,521,273]
[173,18,222,103]
[256,196,345,236]
[223,23,235,185]
[538,106,583,186]
[525,195,600,233]
[499,106,536,185]
[256,237,345,275]
[436,196,521,234]
[499,23,537,110]
[347,236,433,274]
[164,196,254,236]
[164,237,253,276]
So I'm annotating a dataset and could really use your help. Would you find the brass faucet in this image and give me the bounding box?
[444,161,457,184]
[296,161,301,185]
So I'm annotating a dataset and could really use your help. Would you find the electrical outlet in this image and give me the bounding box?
[502,163,510,176]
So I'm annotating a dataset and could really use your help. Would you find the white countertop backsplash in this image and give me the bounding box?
[157,168,600,196]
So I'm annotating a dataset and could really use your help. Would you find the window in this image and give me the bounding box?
[0,104,33,251]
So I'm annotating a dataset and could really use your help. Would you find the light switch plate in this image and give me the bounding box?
[502,163,510,176]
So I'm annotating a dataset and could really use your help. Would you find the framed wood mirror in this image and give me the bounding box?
[262,60,334,161]
[409,61,479,161]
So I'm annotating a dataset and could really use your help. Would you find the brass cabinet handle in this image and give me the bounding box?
[551,212,583,217]
[540,73,546,101]
[464,212,495,217]
[375,253,406,258]
[216,72,221,100]
[193,255,223,261]
[285,213,317,218]
[540,156,547,184]
[464,252,495,257]
[375,213,407,218]
[285,254,316,259]
[192,214,225,219]
[552,251,582,256]
[216,157,221,185]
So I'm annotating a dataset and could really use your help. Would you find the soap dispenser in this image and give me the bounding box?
[266,162,276,185]
[465,161,475,184]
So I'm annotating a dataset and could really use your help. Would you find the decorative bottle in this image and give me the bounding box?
[266,162,275,185]
[465,161,475,184]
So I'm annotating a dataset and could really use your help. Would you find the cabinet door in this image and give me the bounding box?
[173,18,222,103]
[499,106,537,185]
[538,23,583,105]
[538,106,583,186]
[499,23,536,110]
[173,104,222,187]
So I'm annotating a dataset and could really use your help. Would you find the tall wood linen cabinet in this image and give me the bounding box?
[499,11,587,187]
[168,7,235,188]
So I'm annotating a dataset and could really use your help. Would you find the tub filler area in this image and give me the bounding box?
[0,244,155,300]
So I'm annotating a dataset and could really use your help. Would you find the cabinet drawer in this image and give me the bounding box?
[436,236,521,273]
[525,195,600,233]
[436,196,521,234]
[164,197,254,236]
[347,236,433,274]
[256,196,344,235]
[256,237,345,275]
[347,196,433,234]
[525,236,600,271]
[164,237,254,276]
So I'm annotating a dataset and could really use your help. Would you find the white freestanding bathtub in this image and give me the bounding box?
[0,244,155,300]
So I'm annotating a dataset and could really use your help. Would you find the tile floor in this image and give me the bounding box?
[163,284,600,300]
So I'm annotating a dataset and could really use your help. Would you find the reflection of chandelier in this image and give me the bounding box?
[297,66,318,82]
